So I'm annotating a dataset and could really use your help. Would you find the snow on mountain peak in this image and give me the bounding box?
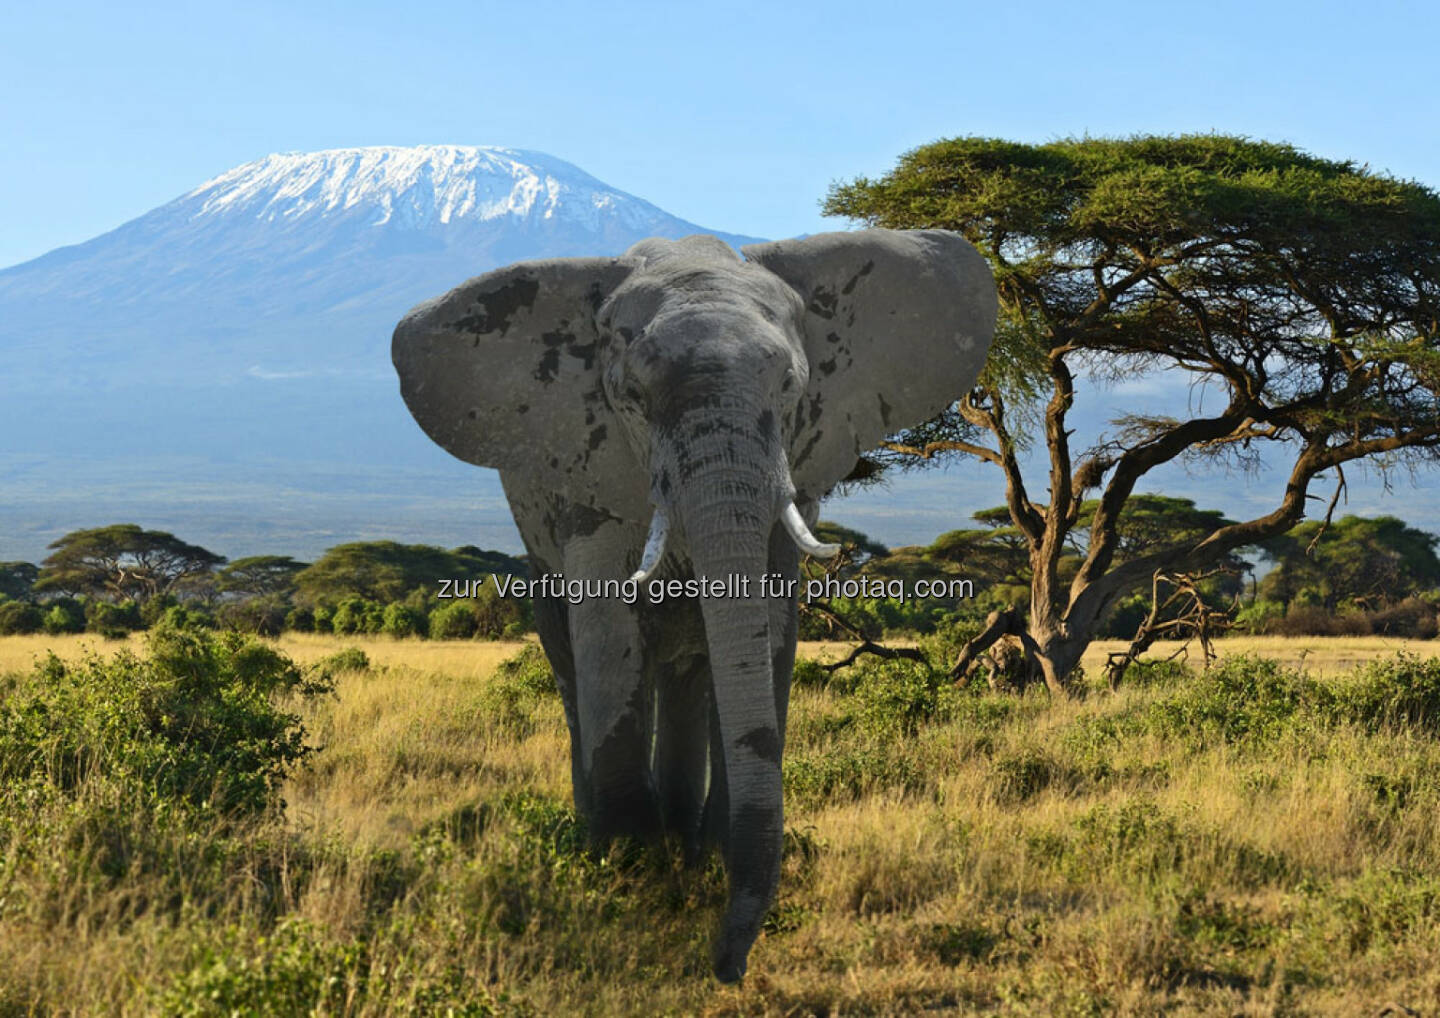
[184,145,660,230]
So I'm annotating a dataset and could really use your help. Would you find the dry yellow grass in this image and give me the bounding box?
[1082,633,1440,676]
[6,629,1440,1014]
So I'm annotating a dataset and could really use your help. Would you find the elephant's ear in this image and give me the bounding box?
[392,256,648,518]
[742,229,997,500]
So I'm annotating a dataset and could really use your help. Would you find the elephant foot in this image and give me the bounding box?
[680,829,709,869]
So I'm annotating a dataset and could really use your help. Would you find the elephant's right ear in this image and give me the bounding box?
[393,257,643,515]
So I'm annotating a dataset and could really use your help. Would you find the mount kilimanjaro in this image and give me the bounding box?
[0,146,764,560]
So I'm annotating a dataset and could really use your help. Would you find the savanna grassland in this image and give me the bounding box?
[4,628,1440,1016]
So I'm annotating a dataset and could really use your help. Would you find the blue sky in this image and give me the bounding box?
[3,0,1438,269]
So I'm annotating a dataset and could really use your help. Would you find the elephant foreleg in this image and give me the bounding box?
[565,529,660,844]
[652,652,711,863]
[529,587,589,820]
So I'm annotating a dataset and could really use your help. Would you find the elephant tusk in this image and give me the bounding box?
[629,506,670,583]
[782,502,840,559]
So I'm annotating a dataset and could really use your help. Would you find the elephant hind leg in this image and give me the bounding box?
[653,653,711,864]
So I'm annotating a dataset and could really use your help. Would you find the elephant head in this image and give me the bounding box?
[392,229,996,981]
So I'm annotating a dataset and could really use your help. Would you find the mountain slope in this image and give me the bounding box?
[0,145,770,560]
[0,145,760,388]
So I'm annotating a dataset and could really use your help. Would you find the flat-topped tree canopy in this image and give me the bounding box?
[35,524,225,603]
[825,134,1440,692]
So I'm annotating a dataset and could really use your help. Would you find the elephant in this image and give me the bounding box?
[392,228,996,982]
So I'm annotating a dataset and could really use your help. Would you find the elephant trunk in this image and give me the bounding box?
[657,402,788,983]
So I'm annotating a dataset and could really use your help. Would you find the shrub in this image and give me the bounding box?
[791,656,829,689]
[156,603,215,631]
[481,644,558,737]
[311,606,333,634]
[313,647,370,677]
[284,605,314,632]
[140,593,180,627]
[0,621,326,817]
[85,599,143,633]
[428,600,478,640]
[330,597,383,635]
[1235,599,1286,634]
[470,583,531,639]
[0,600,43,635]
[847,658,954,737]
[1330,653,1440,733]
[381,601,426,638]
[42,598,86,634]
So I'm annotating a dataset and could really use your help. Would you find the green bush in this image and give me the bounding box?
[156,603,215,631]
[381,601,426,638]
[283,605,314,632]
[429,600,478,639]
[0,620,327,817]
[847,658,955,737]
[1329,653,1440,733]
[791,656,829,689]
[481,644,558,737]
[140,594,180,628]
[0,600,43,634]
[330,596,383,635]
[85,599,143,634]
[42,598,86,634]
[313,647,370,678]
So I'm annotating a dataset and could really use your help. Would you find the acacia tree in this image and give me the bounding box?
[825,135,1440,694]
[1258,515,1440,611]
[35,524,225,603]
[216,555,310,598]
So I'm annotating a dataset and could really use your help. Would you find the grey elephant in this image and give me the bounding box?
[392,229,996,981]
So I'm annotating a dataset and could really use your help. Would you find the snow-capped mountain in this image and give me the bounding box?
[0,146,763,560]
[0,145,759,388]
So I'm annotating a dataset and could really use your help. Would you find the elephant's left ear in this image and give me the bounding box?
[743,229,997,500]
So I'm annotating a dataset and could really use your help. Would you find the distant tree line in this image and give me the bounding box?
[805,498,1440,644]
[0,524,529,640]
[2,509,1439,643]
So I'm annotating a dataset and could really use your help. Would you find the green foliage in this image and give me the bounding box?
[84,598,142,634]
[42,598,85,634]
[381,601,426,638]
[0,621,325,819]
[846,658,956,737]
[218,594,290,636]
[215,555,308,597]
[0,561,38,601]
[428,600,479,640]
[294,542,525,608]
[0,600,43,635]
[481,645,558,738]
[428,584,532,640]
[156,603,215,631]
[35,524,225,603]
[330,596,383,635]
[313,647,370,678]
[156,919,503,1018]
[1331,654,1440,733]
[1259,515,1440,612]
[791,656,829,690]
